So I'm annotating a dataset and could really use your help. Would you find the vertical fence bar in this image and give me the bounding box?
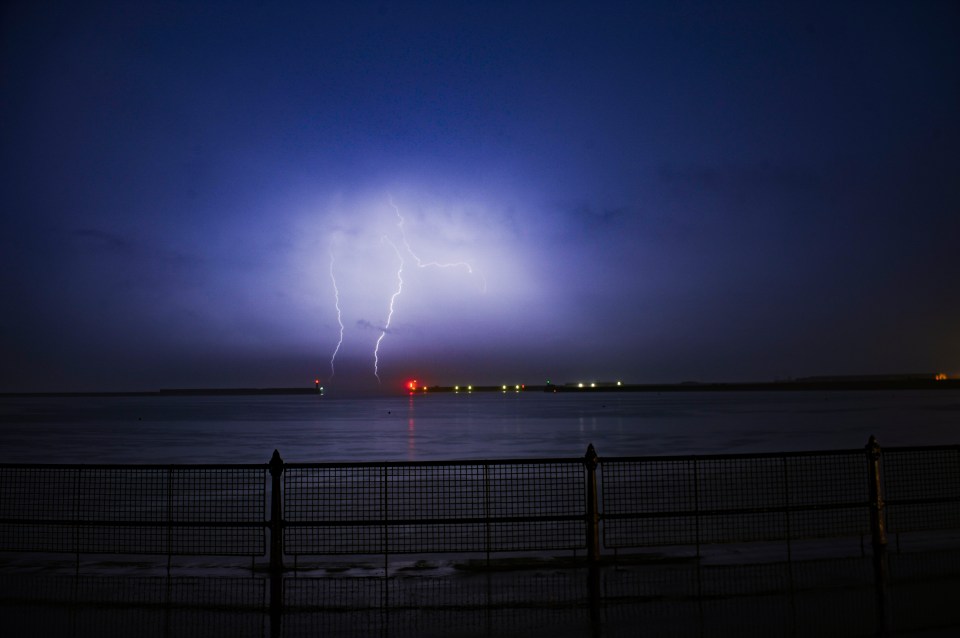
[584,444,602,637]
[268,450,284,638]
[584,444,600,562]
[269,450,285,574]
[484,463,491,567]
[866,435,890,636]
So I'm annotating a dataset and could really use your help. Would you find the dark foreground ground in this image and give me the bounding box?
[2,538,960,638]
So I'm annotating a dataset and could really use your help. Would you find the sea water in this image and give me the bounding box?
[0,390,957,464]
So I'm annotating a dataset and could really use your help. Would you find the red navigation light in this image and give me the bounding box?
[407,380,418,391]
[314,378,320,385]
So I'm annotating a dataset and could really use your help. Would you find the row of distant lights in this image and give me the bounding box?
[408,380,624,393]
[411,375,950,393]
[576,381,623,388]
[451,381,625,392]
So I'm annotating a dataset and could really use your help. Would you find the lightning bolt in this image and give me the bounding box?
[389,196,487,292]
[328,248,344,379]
[324,197,483,387]
[373,236,404,384]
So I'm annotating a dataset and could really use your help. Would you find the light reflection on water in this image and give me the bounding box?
[0,390,957,464]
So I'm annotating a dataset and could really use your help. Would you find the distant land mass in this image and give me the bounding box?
[414,373,958,394]
[0,387,323,398]
[1,374,956,398]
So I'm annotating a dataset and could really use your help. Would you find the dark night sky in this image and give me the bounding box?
[2,1,958,395]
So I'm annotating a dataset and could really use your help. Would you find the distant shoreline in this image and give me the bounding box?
[2,377,958,398]
[447,378,960,394]
[0,387,322,398]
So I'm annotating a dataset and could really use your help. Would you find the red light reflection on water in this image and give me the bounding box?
[407,395,416,457]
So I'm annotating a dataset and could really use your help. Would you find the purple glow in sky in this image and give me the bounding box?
[1,1,958,394]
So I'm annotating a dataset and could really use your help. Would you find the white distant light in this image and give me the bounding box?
[590,382,596,388]
[578,382,584,388]
[617,380,622,386]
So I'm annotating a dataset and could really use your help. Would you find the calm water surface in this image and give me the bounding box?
[0,390,958,463]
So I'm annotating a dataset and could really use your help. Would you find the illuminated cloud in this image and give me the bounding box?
[0,1,957,392]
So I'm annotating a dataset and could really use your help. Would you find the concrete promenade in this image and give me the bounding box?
[3,539,959,637]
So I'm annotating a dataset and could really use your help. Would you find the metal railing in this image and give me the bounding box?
[0,464,267,556]
[882,445,960,538]
[599,448,873,553]
[1,438,958,565]
[282,458,586,558]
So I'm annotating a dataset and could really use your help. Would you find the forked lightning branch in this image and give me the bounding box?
[326,198,482,385]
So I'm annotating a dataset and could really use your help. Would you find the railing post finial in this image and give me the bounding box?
[269,449,284,476]
[584,443,599,470]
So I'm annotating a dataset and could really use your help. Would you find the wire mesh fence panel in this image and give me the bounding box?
[168,468,266,555]
[601,456,788,547]
[696,456,787,520]
[284,466,385,524]
[883,447,960,533]
[783,452,871,539]
[283,465,385,555]
[600,458,698,548]
[0,467,82,552]
[487,520,584,552]
[485,462,585,519]
[0,464,266,556]
[386,464,488,520]
[697,511,788,544]
[885,501,960,534]
[75,467,266,555]
[76,467,170,553]
[282,460,586,555]
[601,451,870,549]
[384,464,488,553]
[486,462,586,551]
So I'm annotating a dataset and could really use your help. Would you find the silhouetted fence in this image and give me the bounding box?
[1,439,958,564]
[600,449,873,553]
[882,446,960,542]
[0,465,266,556]
[283,458,586,558]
